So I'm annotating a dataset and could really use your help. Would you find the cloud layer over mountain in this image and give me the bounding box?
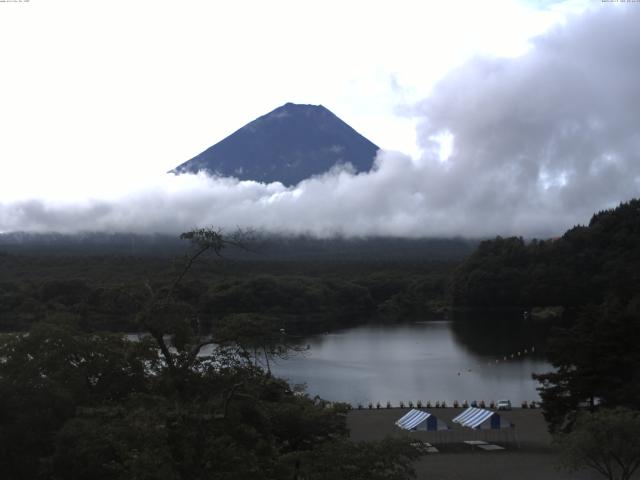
[2,6,639,238]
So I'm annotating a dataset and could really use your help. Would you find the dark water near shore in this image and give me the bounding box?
[271,316,553,406]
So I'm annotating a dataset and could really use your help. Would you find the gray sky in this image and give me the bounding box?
[1,1,638,238]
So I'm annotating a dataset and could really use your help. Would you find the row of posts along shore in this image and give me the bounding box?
[349,400,540,410]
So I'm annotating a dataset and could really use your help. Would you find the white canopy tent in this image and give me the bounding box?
[395,409,449,432]
[452,407,512,430]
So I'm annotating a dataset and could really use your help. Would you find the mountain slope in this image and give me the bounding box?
[171,103,379,186]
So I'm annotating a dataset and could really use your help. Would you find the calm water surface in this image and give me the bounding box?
[271,319,552,406]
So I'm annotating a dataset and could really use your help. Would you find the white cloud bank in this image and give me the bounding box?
[1,6,639,238]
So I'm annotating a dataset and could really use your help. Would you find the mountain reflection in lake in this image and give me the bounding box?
[271,319,552,406]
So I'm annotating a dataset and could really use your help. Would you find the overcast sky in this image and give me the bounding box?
[1,0,638,237]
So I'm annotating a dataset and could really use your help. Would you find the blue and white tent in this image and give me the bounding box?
[452,407,512,430]
[395,409,449,431]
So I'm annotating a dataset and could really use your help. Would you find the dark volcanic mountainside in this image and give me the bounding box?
[171,103,380,186]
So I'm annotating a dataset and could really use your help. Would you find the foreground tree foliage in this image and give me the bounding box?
[556,407,640,480]
[0,229,419,480]
[533,298,640,433]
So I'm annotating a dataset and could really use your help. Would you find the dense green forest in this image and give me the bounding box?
[452,199,640,310]
[0,243,457,333]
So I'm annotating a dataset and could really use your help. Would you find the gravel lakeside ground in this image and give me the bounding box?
[347,408,631,480]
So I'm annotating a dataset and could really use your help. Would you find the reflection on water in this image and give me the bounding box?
[450,310,552,358]
[271,318,552,405]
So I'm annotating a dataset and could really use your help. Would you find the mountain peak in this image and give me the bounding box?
[171,103,379,186]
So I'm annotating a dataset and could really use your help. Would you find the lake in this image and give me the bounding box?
[270,317,553,406]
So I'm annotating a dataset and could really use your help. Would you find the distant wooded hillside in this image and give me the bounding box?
[0,248,458,333]
[452,199,640,309]
[0,232,476,260]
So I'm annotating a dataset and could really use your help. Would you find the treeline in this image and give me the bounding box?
[0,253,455,333]
[452,199,640,309]
[0,231,476,260]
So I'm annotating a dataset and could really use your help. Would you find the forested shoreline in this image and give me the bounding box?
[0,252,456,333]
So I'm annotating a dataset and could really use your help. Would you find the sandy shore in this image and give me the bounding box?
[347,408,628,480]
